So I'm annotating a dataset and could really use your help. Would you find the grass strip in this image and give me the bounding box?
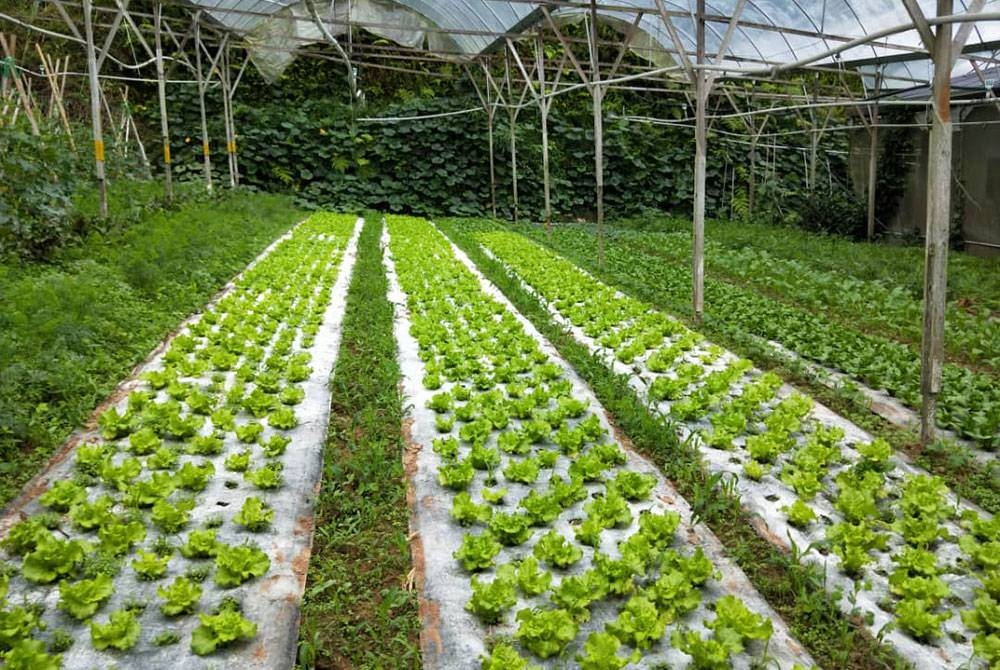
[296,216,420,670]
[0,190,300,507]
[439,218,904,670]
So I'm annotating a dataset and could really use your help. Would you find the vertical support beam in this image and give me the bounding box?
[154,2,173,201]
[866,71,882,240]
[82,0,107,217]
[692,0,707,324]
[220,46,237,188]
[588,0,605,267]
[194,15,212,191]
[504,52,519,224]
[481,60,498,217]
[537,35,552,237]
[920,0,954,446]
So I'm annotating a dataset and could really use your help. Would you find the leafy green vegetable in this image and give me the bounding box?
[453,532,501,572]
[157,577,203,616]
[58,574,114,620]
[533,530,583,569]
[214,543,271,587]
[191,602,257,656]
[467,565,517,624]
[516,556,552,596]
[607,595,668,650]
[90,609,141,651]
[131,549,170,580]
[480,642,538,670]
[576,631,637,670]
[22,535,85,584]
[514,607,578,659]
[487,512,533,546]
[235,496,275,532]
[450,492,492,526]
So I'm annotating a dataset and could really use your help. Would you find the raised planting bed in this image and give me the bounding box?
[384,215,814,669]
[473,228,1000,670]
[0,213,360,669]
[511,224,999,448]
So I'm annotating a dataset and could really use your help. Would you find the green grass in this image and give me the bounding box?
[296,216,420,670]
[0,189,300,507]
[438,217,905,670]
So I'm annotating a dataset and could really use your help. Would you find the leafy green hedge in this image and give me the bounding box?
[154,93,818,222]
[0,190,300,506]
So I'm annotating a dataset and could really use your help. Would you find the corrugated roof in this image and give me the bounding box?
[183,0,1000,84]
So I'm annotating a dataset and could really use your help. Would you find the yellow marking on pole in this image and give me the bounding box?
[163,143,171,164]
[203,142,210,157]
[94,139,105,162]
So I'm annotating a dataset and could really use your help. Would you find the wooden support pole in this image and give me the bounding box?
[867,71,883,240]
[220,46,236,188]
[154,3,173,201]
[0,34,40,135]
[588,0,605,267]
[537,35,552,237]
[194,16,212,191]
[482,61,497,217]
[34,43,74,148]
[82,0,107,218]
[504,52,519,223]
[692,0,707,324]
[919,0,954,446]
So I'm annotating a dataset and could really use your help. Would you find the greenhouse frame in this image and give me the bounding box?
[0,1,998,669]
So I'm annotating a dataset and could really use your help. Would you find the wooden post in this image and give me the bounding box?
[920,0,954,446]
[82,0,107,218]
[0,35,40,135]
[504,53,519,224]
[485,64,497,217]
[34,44,74,148]
[866,71,883,240]
[536,36,553,237]
[194,17,212,191]
[220,46,236,188]
[588,0,605,267]
[692,0,707,324]
[154,3,173,201]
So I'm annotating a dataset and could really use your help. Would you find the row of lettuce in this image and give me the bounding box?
[0,214,355,667]
[473,228,1000,668]
[512,225,999,448]
[386,216,811,669]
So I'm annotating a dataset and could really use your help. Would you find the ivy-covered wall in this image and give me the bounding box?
[143,48,855,226]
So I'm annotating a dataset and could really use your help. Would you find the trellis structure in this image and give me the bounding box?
[2,0,999,447]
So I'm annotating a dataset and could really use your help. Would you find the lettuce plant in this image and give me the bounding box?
[158,576,203,616]
[514,607,577,659]
[191,602,257,656]
[90,610,141,651]
[58,574,114,620]
[214,543,270,588]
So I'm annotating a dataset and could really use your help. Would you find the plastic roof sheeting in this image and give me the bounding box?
[185,0,1000,85]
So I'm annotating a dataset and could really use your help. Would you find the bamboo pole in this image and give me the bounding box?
[194,15,212,191]
[220,45,237,188]
[919,0,954,446]
[0,34,40,135]
[692,0,707,323]
[504,52,519,224]
[588,0,605,267]
[82,0,108,217]
[866,71,883,240]
[34,44,75,149]
[537,35,552,236]
[154,2,173,201]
